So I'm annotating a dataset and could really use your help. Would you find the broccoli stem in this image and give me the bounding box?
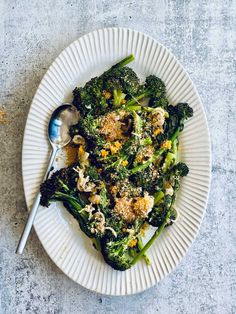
[104,154,127,170]
[172,138,178,157]
[113,89,120,106]
[154,190,165,205]
[162,139,178,173]
[170,128,180,142]
[162,152,176,173]
[124,105,142,111]
[58,180,71,193]
[92,238,101,251]
[132,111,143,138]
[54,192,84,207]
[131,210,171,266]
[53,192,88,224]
[126,93,149,106]
[103,54,135,85]
[110,54,135,70]
[129,248,136,257]
[137,236,151,265]
[130,148,165,174]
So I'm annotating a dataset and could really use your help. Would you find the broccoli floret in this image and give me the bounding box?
[175,102,194,120]
[103,67,140,106]
[145,75,167,98]
[101,217,144,271]
[73,55,136,116]
[40,165,79,207]
[148,195,172,227]
[172,162,189,177]
[40,167,112,239]
[84,165,100,182]
[104,215,126,235]
[166,103,193,139]
[103,165,129,183]
[103,75,123,93]
[130,165,160,193]
[106,67,139,93]
[167,162,189,192]
[101,235,133,271]
[149,97,169,109]
[124,75,167,108]
[72,76,108,117]
[78,114,105,147]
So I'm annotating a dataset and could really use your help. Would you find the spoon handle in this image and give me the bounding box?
[16,146,59,254]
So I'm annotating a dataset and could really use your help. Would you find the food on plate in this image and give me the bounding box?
[40,54,193,271]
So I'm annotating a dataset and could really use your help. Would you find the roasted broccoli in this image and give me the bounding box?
[103,67,140,106]
[130,165,160,193]
[105,54,135,72]
[101,235,133,271]
[148,195,172,227]
[40,166,110,239]
[131,208,172,266]
[167,103,193,140]
[72,77,108,117]
[73,55,136,117]
[129,103,193,175]
[124,75,168,108]
[171,162,189,177]
[77,114,105,147]
[148,162,189,227]
[101,219,144,271]
[40,165,79,207]
[39,166,99,237]
[39,54,193,272]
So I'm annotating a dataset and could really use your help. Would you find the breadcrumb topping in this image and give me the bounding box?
[113,192,154,222]
[99,111,128,141]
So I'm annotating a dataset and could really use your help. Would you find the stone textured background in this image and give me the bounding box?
[0,0,236,313]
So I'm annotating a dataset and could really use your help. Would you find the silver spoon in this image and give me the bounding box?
[16,103,80,254]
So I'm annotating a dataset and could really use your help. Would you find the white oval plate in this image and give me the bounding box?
[22,27,211,295]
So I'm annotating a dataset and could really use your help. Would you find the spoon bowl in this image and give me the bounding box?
[48,104,80,147]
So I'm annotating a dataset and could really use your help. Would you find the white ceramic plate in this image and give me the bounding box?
[22,27,211,295]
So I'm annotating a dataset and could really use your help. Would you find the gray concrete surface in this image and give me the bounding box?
[0,0,236,313]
